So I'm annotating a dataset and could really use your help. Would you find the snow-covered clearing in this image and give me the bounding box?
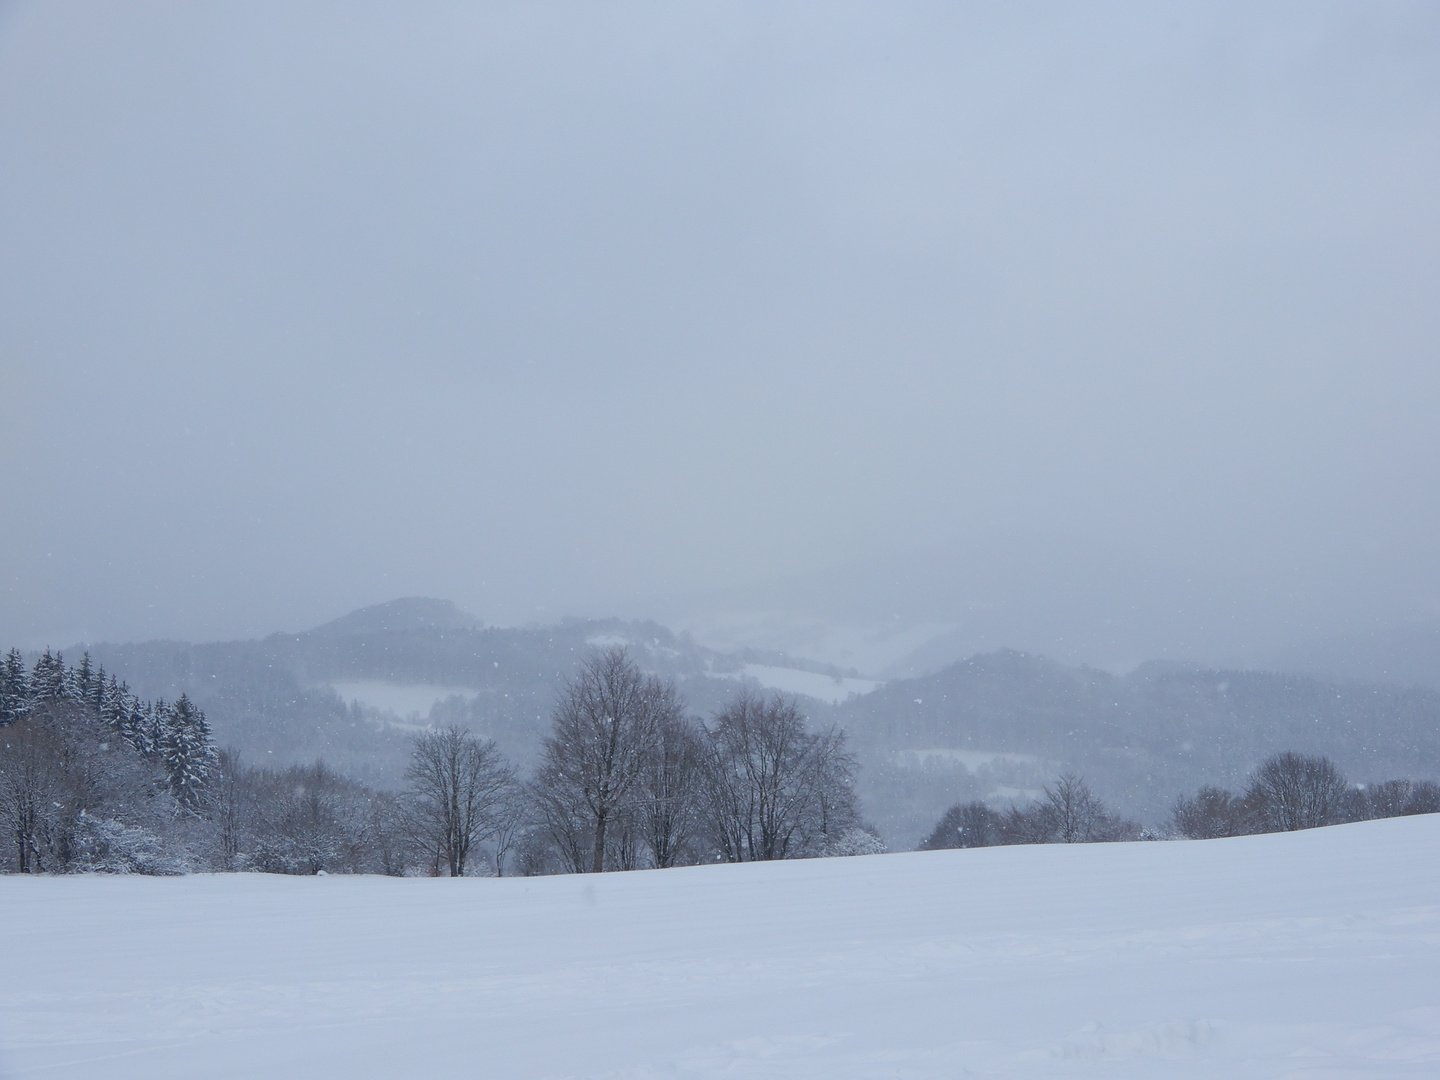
[728,663,882,704]
[3,816,1438,1079]
[327,681,477,721]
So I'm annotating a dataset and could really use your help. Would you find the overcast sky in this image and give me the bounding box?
[2,2,1437,665]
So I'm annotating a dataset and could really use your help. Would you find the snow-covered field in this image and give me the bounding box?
[2,816,1438,1079]
[731,663,883,705]
[327,681,478,722]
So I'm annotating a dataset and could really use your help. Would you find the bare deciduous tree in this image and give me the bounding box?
[808,726,863,851]
[0,711,70,872]
[702,691,858,862]
[996,774,1137,845]
[406,725,515,877]
[1358,778,1440,820]
[1044,773,1103,843]
[1402,781,1440,815]
[919,800,1004,850]
[1246,752,1349,832]
[257,762,348,874]
[533,649,671,873]
[485,783,530,877]
[208,747,251,870]
[1000,800,1058,845]
[528,768,592,874]
[1172,785,1252,839]
[637,712,705,869]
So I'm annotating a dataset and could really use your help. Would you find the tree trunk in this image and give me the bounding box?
[592,811,607,873]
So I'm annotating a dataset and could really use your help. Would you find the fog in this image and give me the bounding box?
[2,2,1437,671]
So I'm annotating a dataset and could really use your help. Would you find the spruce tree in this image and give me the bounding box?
[0,648,29,724]
[160,695,217,809]
[76,652,96,702]
[78,655,109,714]
[138,700,165,758]
[59,654,83,702]
[100,675,128,738]
[30,649,66,703]
[116,693,156,756]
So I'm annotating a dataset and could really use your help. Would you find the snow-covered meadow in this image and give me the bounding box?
[2,815,1437,1079]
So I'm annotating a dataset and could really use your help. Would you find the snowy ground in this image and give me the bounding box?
[2,816,1438,1079]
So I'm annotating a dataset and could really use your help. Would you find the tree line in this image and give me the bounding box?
[919,752,1440,851]
[1,647,878,875]
[1169,751,1440,837]
[918,773,1143,850]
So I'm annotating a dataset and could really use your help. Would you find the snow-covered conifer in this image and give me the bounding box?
[115,694,152,755]
[160,695,217,809]
[76,653,96,703]
[78,655,108,714]
[59,656,83,702]
[99,676,126,737]
[1,648,29,724]
[29,650,67,704]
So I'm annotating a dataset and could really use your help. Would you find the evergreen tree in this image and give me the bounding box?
[150,701,168,757]
[99,675,125,737]
[1,648,29,724]
[77,654,108,714]
[58,655,83,702]
[29,650,67,704]
[76,653,96,702]
[119,694,155,756]
[160,695,217,809]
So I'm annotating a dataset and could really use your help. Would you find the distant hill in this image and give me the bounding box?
[837,650,1440,847]
[305,597,484,639]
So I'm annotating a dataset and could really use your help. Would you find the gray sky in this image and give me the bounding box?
[2,2,1438,667]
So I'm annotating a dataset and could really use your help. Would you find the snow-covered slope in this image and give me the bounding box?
[3,816,1438,1079]
[722,662,882,705]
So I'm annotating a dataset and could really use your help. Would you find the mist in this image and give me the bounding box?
[2,2,1438,670]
